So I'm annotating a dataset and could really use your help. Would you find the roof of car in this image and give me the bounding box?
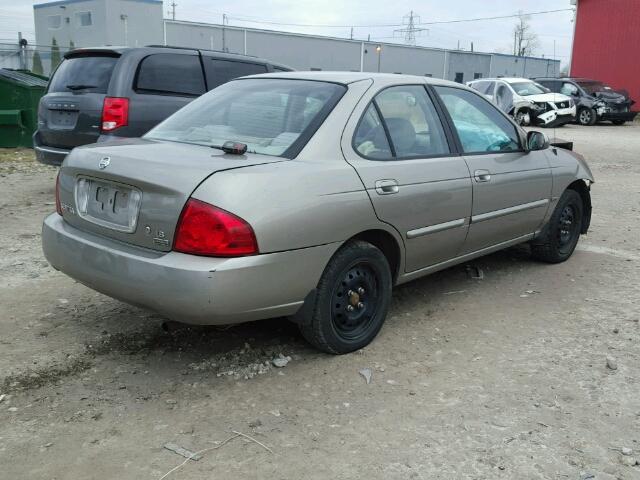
[243,71,461,86]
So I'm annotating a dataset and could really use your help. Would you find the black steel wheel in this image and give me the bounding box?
[299,240,392,354]
[531,189,584,263]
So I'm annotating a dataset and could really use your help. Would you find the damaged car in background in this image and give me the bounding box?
[468,77,576,127]
[535,77,638,126]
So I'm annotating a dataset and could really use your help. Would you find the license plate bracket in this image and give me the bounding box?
[75,177,142,233]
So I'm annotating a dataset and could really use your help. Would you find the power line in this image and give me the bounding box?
[222,8,573,29]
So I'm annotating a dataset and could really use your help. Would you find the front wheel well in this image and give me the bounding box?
[567,180,592,234]
[349,229,402,283]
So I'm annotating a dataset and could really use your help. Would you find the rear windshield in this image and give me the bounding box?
[48,54,118,93]
[145,78,346,158]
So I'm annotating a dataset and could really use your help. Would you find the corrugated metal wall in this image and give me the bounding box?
[164,20,559,82]
[571,0,640,109]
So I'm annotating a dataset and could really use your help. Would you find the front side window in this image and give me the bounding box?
[47,15,62,29]
[145,79,345,158]
[435,86,521,154]
[75,11,92,26]
[136,54,205,96]
[204,59,268,90]
[561,82,579,96]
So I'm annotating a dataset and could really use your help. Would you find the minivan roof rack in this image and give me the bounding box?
[145,45,260,59]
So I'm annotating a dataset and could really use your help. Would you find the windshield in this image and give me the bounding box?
[508,81,547,96]
[146,79,346,158]
[577,81,611,94]
[48,54,118,93]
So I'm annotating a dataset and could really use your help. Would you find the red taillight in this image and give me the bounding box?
[173,199,258,257]
[101,97,129,132]
[55,172,62,215]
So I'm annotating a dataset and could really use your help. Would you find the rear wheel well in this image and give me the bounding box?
[349,230,401,283]
[567,180,592,234]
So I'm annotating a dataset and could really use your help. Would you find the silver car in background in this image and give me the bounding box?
[42,72,594,354]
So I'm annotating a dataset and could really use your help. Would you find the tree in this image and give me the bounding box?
[32,50,43,75]
[50,37,61,71]
[513,13,539,57]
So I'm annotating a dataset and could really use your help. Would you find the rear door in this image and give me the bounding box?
[342,84,472,272]
[202,57,269,90]
[38,52,119,149]
[433,85,552,254]
[127,52,206,136]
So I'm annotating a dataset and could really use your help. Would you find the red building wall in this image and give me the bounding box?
[571,0,640,110]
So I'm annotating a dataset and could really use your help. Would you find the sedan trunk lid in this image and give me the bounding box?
[57,138,285,251]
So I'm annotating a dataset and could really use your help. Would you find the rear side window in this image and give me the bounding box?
[48,55,118,93]
[204,59,268,89]
[136,54,205,96]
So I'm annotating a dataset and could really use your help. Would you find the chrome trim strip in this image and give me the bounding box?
[35,145,71,155]
[406,218,466,239]
[471,199,549,224]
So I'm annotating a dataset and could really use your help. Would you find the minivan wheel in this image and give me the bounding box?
[299,240,392,354]
[578,107,597,126]
[531,189,584,264]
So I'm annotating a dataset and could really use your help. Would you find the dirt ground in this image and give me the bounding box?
[1,123,639,480]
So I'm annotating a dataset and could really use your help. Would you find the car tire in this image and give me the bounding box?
[577,107,597,126]
[299,240,392,354]
[515,109,529,126]
[612,120,626,126]
[531,189,584,264]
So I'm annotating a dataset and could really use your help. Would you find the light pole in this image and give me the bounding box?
[376,45,382,72]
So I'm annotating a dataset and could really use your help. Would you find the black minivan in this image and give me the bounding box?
[34,46,292,165]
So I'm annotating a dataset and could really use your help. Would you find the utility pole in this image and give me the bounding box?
[168,1,177,20]
[394,11,427,46]
[350,27,354,40]
[222,13,228,52]
[17,32,27,70]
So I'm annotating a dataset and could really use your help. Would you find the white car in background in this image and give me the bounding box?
[468,77,576,127]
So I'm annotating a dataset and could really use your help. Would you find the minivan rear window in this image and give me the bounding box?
[48,54,118,93]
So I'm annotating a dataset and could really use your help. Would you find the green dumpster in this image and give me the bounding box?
[0,69,48,148]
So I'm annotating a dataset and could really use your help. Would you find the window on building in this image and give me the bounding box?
[204,59,268,90]
[454,72,464,83]
[136,54,206,96]
[47,15,62,29]
[75,11,92,27]
[474,72,483,79]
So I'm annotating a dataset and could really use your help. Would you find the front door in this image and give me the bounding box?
[433,86,552,254]
[342,84,472,272]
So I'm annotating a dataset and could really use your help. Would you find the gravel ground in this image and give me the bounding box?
[0,124,639,479]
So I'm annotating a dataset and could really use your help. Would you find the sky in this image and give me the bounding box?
[0,0,575,66]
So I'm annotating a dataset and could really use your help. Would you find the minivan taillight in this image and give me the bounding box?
[173,199,258,257]
[101,97,129,132]
[55,172,62,216]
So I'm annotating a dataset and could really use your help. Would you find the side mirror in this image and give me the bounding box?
[527,131,550,151]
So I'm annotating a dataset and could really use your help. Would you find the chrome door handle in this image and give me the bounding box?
[474,170,491,182]
[375,179,399,195]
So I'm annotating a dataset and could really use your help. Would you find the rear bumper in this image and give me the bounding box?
[42,214,339,325]
[33,132,70,166]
